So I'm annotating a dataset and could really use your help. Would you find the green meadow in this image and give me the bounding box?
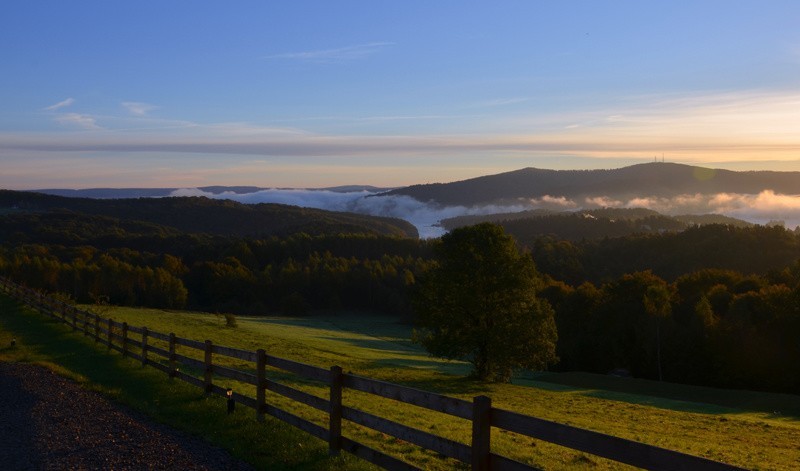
[2,298,800,470]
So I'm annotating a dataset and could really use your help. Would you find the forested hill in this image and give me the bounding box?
[442,208,753,241]
[0,190,418,238]
[384,162,800,206]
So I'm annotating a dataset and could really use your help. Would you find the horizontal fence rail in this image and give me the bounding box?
[0,277,744,471]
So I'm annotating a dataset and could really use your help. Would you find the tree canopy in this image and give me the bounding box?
[412,223,558,382]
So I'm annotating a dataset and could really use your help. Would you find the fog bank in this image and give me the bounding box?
[170,188,800,238]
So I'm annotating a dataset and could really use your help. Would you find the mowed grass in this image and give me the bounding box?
[4,299,800,470]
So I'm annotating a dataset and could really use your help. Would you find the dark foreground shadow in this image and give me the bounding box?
[532,371,800,420]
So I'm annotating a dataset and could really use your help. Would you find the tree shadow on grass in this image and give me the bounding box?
[399,374,494,397]
[535,371,800,421]
[314,334,474,379]
[318,335,421,354]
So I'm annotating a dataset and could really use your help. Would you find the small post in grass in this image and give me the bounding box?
[226,388,235,414]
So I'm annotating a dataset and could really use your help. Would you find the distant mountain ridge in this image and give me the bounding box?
[384,163,800,206]
[35,185,392,199]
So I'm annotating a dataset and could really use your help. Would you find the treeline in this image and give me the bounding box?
[442,207,751,238]
[528,224,800,284]
[540,266,800,393]
[0,233,433,316]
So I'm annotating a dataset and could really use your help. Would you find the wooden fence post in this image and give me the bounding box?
[204,340,213,395]
[256,349,266,422]
[72,308,77,331]
[169,333,177,379]
[329,365,343,456]
[471,395,492,471]
[141,327,149,366]
[107,318,113,350]
[122,322,129,357]
[94,314,100,343]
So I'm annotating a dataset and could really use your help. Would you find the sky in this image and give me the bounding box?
[2,1,800,190]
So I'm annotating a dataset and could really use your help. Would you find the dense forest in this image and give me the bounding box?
[540,267,800,392]
[2,190,800,393]
[443,207,754,242]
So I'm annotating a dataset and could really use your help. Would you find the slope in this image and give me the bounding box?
[386,162,800,206]
[0,190,418,238]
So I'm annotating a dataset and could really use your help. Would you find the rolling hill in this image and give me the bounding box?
[0,190,418,238]
[385,162,800,206]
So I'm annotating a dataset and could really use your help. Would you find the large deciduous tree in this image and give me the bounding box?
[412,223,557,382]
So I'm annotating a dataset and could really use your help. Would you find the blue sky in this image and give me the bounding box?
[2,1,799,189]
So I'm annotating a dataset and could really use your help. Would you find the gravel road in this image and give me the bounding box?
[0,362,255,470]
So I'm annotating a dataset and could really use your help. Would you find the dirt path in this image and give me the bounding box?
[0,362,254,470]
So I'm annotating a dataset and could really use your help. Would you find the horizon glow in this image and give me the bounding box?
[1,2,799,189]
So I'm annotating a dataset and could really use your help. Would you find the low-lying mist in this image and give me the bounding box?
[170,188,800,238]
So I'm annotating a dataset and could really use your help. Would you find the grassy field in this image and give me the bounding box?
[2,299,800,470]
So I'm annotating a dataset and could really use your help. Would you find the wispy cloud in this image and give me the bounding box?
[467,97,530,108]
[54,113,101,130]
[122,101,158,117]
[2,126,799,161]
[265,42,394,63]
[5,88,800,171]
[44,98,75,111]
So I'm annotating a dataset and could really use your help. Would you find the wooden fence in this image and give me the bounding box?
[0,277,743,471]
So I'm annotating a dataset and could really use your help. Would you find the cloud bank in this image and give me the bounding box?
[168,188,800,238]
[617,190,800,228]
[170,188,528,238]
